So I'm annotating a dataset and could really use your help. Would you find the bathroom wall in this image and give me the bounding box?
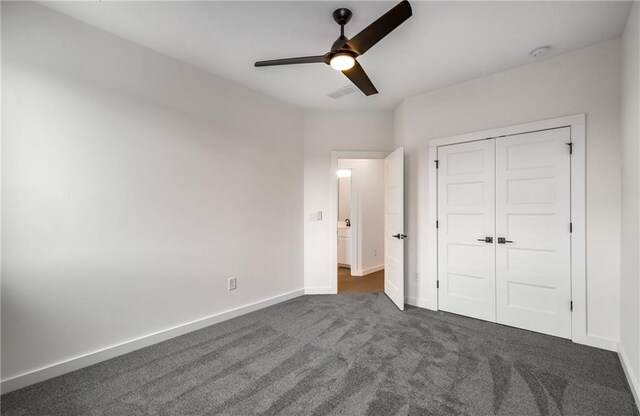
[338,176,351,222]
[338,159,385,275]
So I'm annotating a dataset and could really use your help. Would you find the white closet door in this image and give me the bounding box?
[495,127,572,338]
[438,140,496,322]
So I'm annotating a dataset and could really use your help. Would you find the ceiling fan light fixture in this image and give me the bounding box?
[330,54,356,71]
[254,0,412,96]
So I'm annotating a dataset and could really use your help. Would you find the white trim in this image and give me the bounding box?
[351,264,384,277]
[426,141,439,311]
[569,118,588,346]
[330,151,390,295]
[351,167,361,275]
[426,114,589,346]
[580,334,618,352]
[337,168,358,275]
[406,296,434,310]
[304,287,334,295]
[0,288,304,394]
[427,114,585,148]
[619,342,640,408]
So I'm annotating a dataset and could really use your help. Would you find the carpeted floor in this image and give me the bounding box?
[2,294,638,416]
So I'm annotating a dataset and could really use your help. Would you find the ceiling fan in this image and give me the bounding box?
[254,0,412,96]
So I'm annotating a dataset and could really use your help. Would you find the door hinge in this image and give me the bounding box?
[570,222,573,233]
[437,280,440,289]
[570,301,573,311]
[436,220,439,229]
[434,160,439,169]
[566,142,573,155]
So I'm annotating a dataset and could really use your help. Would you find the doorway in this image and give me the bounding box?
[428,115,588,343]
[330,149,406,310]
[336,159,385,293]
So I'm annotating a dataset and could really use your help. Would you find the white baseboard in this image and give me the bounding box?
[0,288,305,394]
[350,264,383,277]
[304,287,335,295]
[618,342,640,409]
[582,334,618,352]
[361,264,384,276]
[405,299,620,354]
[406,296,436,311]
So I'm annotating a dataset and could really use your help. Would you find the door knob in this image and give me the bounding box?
[497,237,514,244]
[477,237,493,243]
[392,234,407,240]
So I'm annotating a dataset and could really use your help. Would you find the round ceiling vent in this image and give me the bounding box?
[530,46,551,58]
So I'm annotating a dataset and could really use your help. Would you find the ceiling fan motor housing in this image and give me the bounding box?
[331,36,355,55]
[333,8,352,26]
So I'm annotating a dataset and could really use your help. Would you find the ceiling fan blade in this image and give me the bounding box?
[255,55,328,67]
[345,0,412,56]
[342,61,378,96]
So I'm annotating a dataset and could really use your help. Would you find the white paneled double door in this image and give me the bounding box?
[437,127,572,339]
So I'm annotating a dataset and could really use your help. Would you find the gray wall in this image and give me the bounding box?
[2,2,304,381]
[619,1,640,401]
[303,111,394,291]
[394,39,622,346]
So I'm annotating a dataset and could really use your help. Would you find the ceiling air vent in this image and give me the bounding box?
[328,85,357,99]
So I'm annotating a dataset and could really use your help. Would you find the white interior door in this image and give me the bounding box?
[437,140,496,321]
[384,147,405,310]
[495,128,572,338]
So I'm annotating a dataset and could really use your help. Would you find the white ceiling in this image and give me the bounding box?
[42,1,631,111]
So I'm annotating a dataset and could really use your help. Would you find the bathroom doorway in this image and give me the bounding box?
[336,159,385,293]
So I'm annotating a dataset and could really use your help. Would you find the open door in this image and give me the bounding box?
[384,147,405,310]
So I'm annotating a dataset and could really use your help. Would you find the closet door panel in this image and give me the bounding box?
[437,140,496,322]
[495,127,572,339]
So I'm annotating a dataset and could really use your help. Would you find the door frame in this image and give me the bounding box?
[426,114,595,348]
[330,151,390,294]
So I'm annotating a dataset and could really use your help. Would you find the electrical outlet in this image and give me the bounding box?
[228,277,237,291]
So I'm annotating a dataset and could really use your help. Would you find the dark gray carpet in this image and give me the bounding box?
[2,294,638,415]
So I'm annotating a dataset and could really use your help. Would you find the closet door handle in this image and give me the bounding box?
[477,237,493,243]
[497,237,514,244]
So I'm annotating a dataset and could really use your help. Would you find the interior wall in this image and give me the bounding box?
[2,2,304,382]
[394,39,622,347]
[338,176,351,222]
[304,111,393,292]
[338,159,385,274]
[619,1,640,401]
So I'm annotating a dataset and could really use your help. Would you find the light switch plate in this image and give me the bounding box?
[308,211,323,221]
